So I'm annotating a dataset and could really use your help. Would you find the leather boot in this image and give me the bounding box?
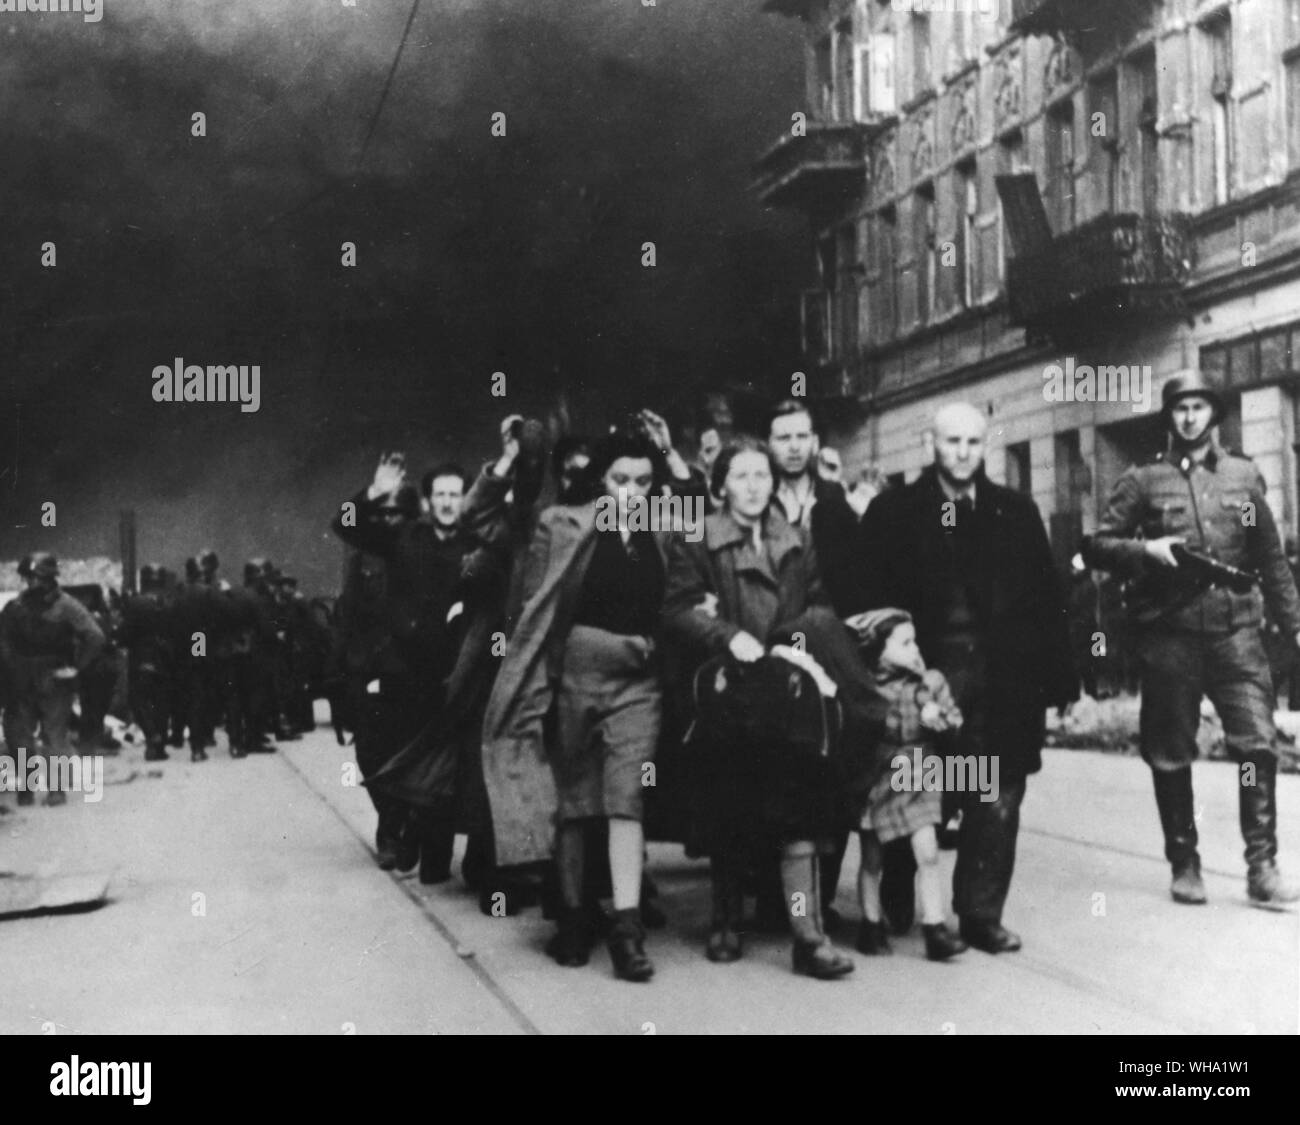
[706,856,744,963]
[607,908,654,982]
[785,849,854,979]
[1241,755,1300,908]
[923,923,968,962]
[546,906,592,967]
[1152,768,1206,904]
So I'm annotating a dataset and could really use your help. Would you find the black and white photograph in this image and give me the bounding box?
[1,0,1297,1074]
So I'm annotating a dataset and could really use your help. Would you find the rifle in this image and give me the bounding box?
[1124,544,1259,624]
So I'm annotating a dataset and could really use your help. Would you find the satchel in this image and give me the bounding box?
[686,653,841,761]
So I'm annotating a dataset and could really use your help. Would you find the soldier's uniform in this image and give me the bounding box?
[177,561,228,759]
[120,565,177,761]
[1086,371,1300,908]
[0,554,106,805]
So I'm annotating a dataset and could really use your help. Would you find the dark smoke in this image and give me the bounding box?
[0,0,808,593]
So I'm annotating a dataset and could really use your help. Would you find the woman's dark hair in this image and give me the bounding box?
[710,437,779,502]
[588,427,668,491]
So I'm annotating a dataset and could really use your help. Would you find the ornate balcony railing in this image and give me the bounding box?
[1011,0,1155,39]
[753,122,871,212]
[1006,213,1195,344]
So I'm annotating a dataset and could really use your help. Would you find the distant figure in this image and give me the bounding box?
[0,553,106,806]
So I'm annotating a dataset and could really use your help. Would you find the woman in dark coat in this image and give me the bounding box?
[662,439,854,979]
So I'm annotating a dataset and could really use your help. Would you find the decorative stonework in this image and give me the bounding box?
[873,138,897,203]
[950,79,977,154]
[993,46,1022,131]
[1044,39,1075,98]
[912,105,935,181]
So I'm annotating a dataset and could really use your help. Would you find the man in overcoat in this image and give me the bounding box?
[857,402,1077,952]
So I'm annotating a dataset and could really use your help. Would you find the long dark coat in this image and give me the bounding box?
[856,465,1078,781]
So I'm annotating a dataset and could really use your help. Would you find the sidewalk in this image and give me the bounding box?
[2,725,1296,1034]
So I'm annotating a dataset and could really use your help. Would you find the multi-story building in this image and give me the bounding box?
[756,0,1300,562]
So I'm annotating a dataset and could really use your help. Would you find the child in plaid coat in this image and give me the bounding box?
[846,608,968,962]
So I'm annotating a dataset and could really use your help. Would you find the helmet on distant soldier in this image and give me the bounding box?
[140,564,165,591]
[184,556,202,583]
[198,549,219,574]
[18,552,58,580]
[244,557,273,586]
[1161,369,1225,426]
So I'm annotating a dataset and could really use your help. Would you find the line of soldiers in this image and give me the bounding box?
[118,551,328,761]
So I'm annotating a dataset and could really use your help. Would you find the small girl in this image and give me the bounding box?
[846,608,968,962]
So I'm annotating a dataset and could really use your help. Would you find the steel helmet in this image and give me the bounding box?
[1161,369,1225,425]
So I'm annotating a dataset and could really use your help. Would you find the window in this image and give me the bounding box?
[1204,14,1233,205]
[957,160,978,309]
[914,184,937,324]
[836,222,859,358]
[1090,71,1120,212]
[1045,100,1076,234]
[1006,441,1032,495]
[1133,49,1160,215]
[864,209,898,345]
[857,32,897,119]
[833,20,854,123]
[1054,430,1089,516]
[912,13,932,98]
[1287,2,1300,171]
[996,131,1027,282]
[815,36,834,121]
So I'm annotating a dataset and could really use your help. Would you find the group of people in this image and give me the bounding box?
[7,367,1297,983]
[0,548,329,804]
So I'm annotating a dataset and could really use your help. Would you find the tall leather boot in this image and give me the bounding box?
[1152,768,1206,904]
[706,851,744,963]
[1241,755,1300,908]
[783,845,854,980]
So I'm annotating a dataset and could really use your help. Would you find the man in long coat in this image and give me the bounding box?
[857,402,1077,952]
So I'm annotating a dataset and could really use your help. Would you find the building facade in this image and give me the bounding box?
[757,0,1300,562]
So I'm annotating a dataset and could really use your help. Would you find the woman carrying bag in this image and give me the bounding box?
[662,438,855,980]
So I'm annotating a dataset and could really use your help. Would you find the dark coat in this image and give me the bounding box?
[662,509,839,843]
[481,502,678,866]
[856,466,1077,780]
[662,509,827,656]
[808,477,863,616]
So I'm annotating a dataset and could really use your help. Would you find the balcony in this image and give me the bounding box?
[754,122,870,212]
[1006,213,1195,346]
[1011,0,1155,41]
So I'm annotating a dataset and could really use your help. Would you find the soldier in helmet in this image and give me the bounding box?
[0,553,106,805]
[170,554,223,760]
[120,564,177,762]
[1085,370,1300,909]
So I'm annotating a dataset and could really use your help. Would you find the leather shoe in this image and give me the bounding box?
[608,909,654,982]
[1248,863,1300,910]
[855,919,892,955]
[1171,860,1208,905]
[959,919,1022,954]
[922,923,968,962]
[705,927,742,963]
[792,940,855,979]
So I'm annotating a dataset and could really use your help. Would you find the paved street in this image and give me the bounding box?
[2,714,1297,1035]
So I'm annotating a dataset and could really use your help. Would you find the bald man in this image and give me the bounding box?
[856,402,1078,953]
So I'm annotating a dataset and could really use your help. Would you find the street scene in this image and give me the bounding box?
[3,0,1300,1045]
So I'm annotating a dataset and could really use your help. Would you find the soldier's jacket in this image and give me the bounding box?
[1086,441,1300,634]
[119,590,176,670]
[0,586,107,693]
